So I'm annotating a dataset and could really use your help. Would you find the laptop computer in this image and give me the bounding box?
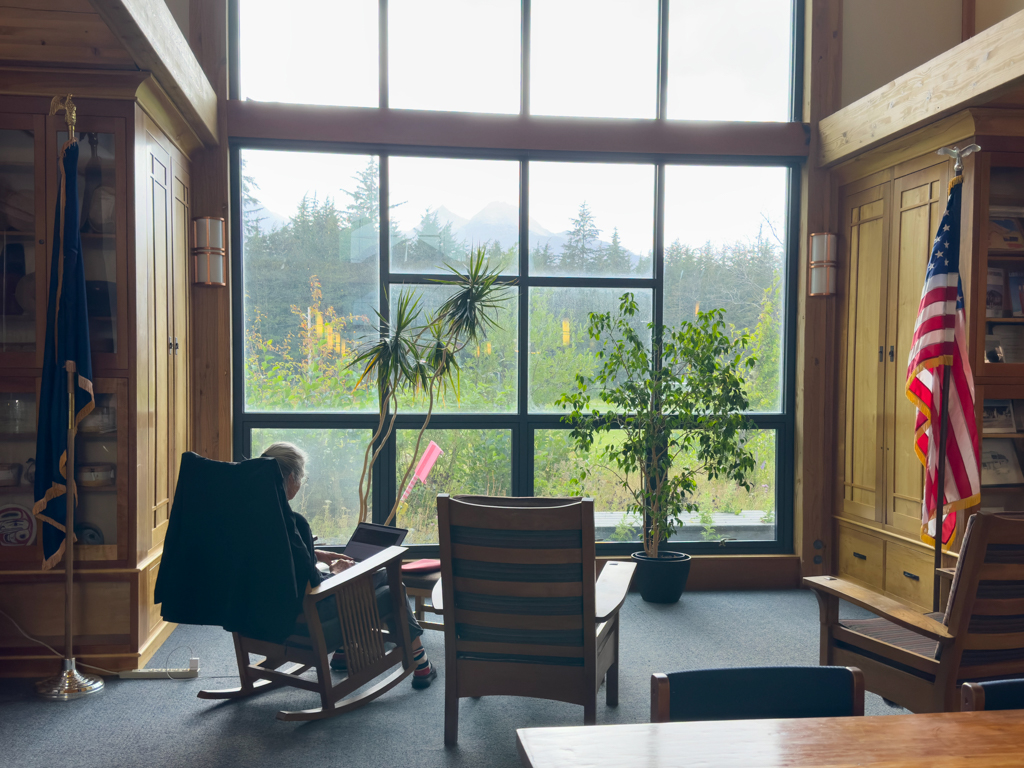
[342,522,408,562]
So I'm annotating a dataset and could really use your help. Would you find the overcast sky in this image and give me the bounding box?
[239,0,791,250]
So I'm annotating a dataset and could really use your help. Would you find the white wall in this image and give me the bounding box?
[841,0,960,107]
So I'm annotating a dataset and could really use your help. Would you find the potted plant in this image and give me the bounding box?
[348,247,513,525]
[556,292,756,603]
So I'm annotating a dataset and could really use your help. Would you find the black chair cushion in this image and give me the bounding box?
[971,679,1024,711]
[666,666,856,722]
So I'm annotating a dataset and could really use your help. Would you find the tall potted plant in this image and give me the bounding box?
[556,292,756,603]
[348,247,513,525]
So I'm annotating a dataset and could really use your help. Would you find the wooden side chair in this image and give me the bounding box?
[961,680,1024,711]
[806,512,1024,712]
[436,494,636,746]
[198,546,415,721]
[650,666,865,722]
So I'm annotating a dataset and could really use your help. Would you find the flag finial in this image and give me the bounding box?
[49,94,77,137]
[937,143,981,175]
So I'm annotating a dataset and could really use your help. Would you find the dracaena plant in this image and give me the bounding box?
[348,247,513,525]
[555,292,756,558]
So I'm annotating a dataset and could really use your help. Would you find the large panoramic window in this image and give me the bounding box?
[232,1,799,556]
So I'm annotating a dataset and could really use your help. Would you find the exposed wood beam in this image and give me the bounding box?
[87,0,218,146]
[818,8,1024,167]
[227,101,810,158]
[796,0,842,580]
[188,0,232,462]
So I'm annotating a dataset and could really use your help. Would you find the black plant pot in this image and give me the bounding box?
[631,551,691,604]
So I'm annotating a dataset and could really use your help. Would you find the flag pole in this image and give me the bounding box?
[933,364,951,612]
[34,95,104,699]
[35,361,103,699]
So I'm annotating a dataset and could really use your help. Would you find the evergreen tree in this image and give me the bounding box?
[560,202,601,273]
[601,227,631,275]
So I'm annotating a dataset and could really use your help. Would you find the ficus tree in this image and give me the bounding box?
[556,292,757,558]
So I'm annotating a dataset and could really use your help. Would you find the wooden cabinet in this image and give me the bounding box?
[835,155,956,610]
[831,108,1024,609]
[0,96,191,675]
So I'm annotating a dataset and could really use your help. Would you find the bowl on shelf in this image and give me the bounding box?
[0,463,22,486]
[0,504,35,546]
[79,405,116,433]
[0,395,35,433]
[76,463,114,487]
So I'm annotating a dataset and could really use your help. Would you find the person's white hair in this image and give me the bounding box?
[260,442,307,484]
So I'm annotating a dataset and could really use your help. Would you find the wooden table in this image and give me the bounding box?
[516,710,1024,767]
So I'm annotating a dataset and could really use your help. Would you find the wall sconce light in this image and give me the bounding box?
[808,232,837,296]
[193,217,226,286]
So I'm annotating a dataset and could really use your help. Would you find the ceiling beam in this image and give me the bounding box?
[87,0,217,146]
[227,100,810,159]
[818,8,1024,167]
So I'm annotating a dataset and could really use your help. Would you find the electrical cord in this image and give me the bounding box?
[0,608,241,681]
[0,607,118,676]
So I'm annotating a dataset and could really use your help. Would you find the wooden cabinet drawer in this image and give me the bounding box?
[885,541,933,609]
[838,527,884,588]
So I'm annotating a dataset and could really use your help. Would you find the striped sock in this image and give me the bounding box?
[413,647,431,676]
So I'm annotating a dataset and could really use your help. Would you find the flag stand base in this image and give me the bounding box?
[35,658,104,700]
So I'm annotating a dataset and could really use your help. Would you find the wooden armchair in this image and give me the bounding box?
[436,494,636,745]
[806,512,1024,713]
[650,666,865,722]
[199,546,415,721]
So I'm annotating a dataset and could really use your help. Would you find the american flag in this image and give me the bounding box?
[905,176,981,546]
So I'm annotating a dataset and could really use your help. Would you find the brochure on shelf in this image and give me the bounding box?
[982,438,1024,486]
[989,217,1024,251]
[1011,270,1024,316]
[992,325,1024,363]
[988,267,1007,317]
[984,399,1017,434]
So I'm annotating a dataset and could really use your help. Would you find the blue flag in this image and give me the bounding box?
[33,138,94,570]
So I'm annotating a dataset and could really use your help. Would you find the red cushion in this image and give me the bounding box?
[401,558,441,573]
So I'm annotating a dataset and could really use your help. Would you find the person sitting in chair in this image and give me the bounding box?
[261,442,437,689]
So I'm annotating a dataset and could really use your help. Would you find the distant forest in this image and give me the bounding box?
[241,157,784,415]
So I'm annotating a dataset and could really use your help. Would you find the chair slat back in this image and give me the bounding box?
[944,513,1024,674]
[329,574,386,676]
[438,495,596,671]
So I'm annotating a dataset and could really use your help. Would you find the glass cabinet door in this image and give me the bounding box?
[76,378,128,562]
[0,116,45,369]
[0,379,40,566]
[53,116,127,372]
[978,156,1024,380]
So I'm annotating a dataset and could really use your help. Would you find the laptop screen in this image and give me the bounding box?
[344,523,408,562]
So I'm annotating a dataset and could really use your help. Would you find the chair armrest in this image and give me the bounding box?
[595,561,636,622]
[308,546,408,600]
[431,578,443,613]
[803,575,954,644]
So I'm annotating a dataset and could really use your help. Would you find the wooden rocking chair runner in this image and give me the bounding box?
[199,545,416,722]
[436,494,636,746]
[806,512,1024,713]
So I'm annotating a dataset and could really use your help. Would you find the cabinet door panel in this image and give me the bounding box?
[886,164,948,535]
[146,137,172,532]
[841,185,889,521]
[169,163,189,513]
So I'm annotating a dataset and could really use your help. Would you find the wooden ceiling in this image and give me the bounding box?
[0,0,136,70]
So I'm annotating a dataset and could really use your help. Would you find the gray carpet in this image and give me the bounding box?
[0,591,907,768]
